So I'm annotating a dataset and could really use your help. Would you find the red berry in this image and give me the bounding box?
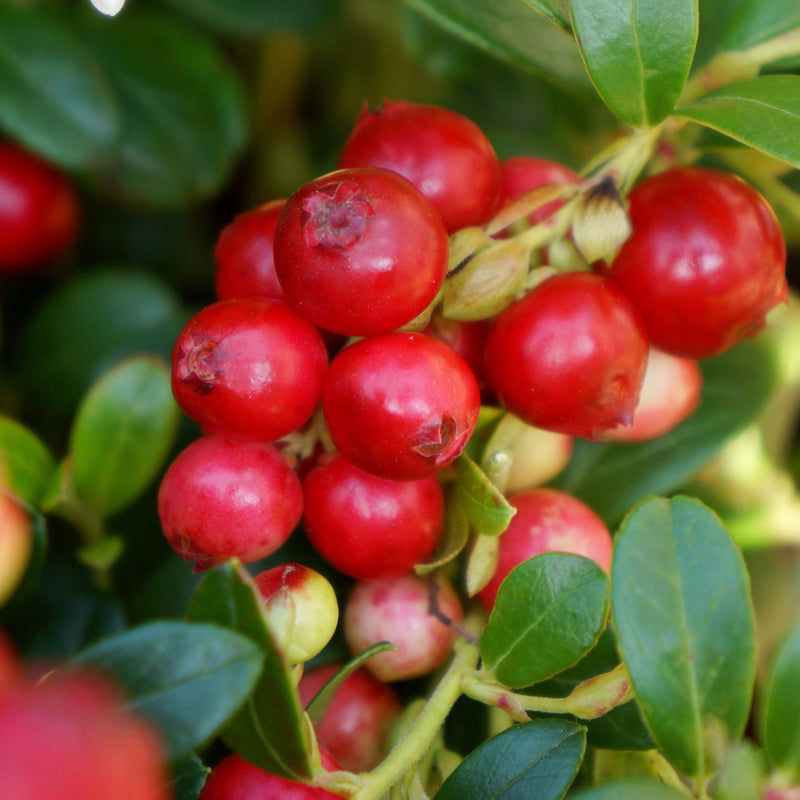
[322,332,481,481]
[484,272,649,439]
[298,663,402,771]
[273,167,448,336]
[0,142,80,273]
[422,314,491,390]
[302,453,444,580]
[337,100,501,232]
[0,630,21,700]
[215,199,287,301]
[158,436,302,571]
[605,167,787,358]
[171,298,328,443]
[478,488,612,610]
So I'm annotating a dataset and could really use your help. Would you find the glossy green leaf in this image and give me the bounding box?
[172,754,210,800]
[715,740,768,800]
[456,453,516,536]
[759,619,800,779]
[0,417,56,507]
[186,563,313,779]
[76,10,247,207]
[719,0,800,52]
[69,356,178,518]
[676,75,800,169]
[570,779,689,800]
[0,5,118,169]
[525,0,571,30]
[570,0,698,127]
[551,336,776,525]
[481,553,609,688]
[611,496,757,781]
[435,718,585,800]
[71,620,264,761]
[403,0,590,89]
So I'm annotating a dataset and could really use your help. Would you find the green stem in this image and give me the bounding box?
[645,751,693,796]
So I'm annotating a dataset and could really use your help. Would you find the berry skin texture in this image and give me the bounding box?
[0,142,80,273]
[605,167,787,358]
[199,751,341,800]
[337,100,501,232]
[302,453,445,580]
[344,573,464,683]
[215,199,287,301]
[484,272,649,439]
[0,486,32,607]
[322,332,481,481]
[158,436,302,571]
[298,662,402,772]
[171,298,328,443]
[0,670,169,800]
[253,563,339,664]
[478,488,612,610]
[273,167,448,337]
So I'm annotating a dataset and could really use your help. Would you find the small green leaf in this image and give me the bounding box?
[186,563,313,779]
[456,453,516,536]
[0,5,119,169]
[435,718,585,800]
[715,740,768,800]
[69,356,178,518]
[481,553,609,688]
[676,75,800,169]
[759,619,800,780]
[416,487,470,575]
[570,779,689,800]
[570,0,698,127]
[172,754,210,800]
[719,0,800,53]
[611,496,757,782]
[0,416,56,507]
[70,620,264,762]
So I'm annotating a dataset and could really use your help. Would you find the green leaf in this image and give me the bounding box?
[435,718,585,800]
[715,740,768,800]
[551,335,777,525]
[525,0,572,30]
[570,0,698,127]
[0,5,118,169]
[456,453,516,536]
[76,10,247,207]
[0,417,56,507]
[172,754,210,800]
[570,779,689,800]
[611,496,757,781]
[481,553,609,688]
[676,75,800,169]
[71,620,264,761]
[186,563,313,779]
[403,0,590,89]
[69,356,178,518]
[759,619,800,780]
[720,0,800,52]
[417,486,470,574]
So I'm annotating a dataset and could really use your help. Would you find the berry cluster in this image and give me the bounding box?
[155,99,788,795]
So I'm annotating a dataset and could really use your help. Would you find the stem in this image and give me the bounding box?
[645,752,693,796]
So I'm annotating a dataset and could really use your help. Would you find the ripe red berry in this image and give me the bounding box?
[344,573,463,682]
[298,662,402,771]
[322,332,481,481]
[171,298,328,443]
[337,100,501,232]
[158,436,302,571]
[605,167,787,358]
[478,488,612,610]
[273,167,448,336]
[215,199,287,301]
[422,314,491,391]
[0,141,80,273]
[302,453,444,580]
[484,272,649,439]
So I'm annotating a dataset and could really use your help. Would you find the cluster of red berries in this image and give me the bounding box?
[154,99,788,794]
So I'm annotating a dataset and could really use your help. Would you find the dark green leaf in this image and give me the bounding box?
[551,336,777,525]
[186,563,313,779]
[403,0,590,89]
[435,718,585,800]
[0,5,118,169]
[759,619,800,779]
[172,754,210,800]
[69,356,178,518]
[720,0,800,52]
[676,75,800,169]
[570,779,689,799]
[570,0,698,127]
[456,453,516,536]
[611,496,757,781]
[71,620,264,762]
[0,417,56,507]
[481,553,609,688]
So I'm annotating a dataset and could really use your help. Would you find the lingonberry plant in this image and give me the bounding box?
[4,2,800,800]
